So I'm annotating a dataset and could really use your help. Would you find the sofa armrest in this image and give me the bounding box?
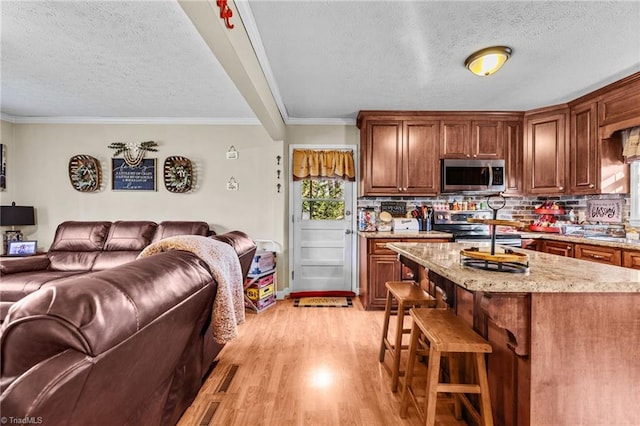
[210,231,257,280]
[0,255,50,275]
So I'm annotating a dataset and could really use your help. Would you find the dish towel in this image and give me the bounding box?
[138,235,245,344]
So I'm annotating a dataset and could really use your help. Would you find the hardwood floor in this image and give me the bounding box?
[178,297,468,426]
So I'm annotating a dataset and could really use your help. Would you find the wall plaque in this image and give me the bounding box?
[586,199,623,223]
[112,158,156,191]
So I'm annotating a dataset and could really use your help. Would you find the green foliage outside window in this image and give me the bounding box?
[301,179,345,220]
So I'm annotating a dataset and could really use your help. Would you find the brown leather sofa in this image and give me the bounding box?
[0,221,257,425]
[0,221,257,320]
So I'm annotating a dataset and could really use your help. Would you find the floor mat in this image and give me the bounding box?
[294,296,353,308]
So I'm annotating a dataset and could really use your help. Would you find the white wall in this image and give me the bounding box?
[2,121,359,294]
[3,121,285,284]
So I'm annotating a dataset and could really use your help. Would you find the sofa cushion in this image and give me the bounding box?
[103,221,157,251]
[49,221,111,252]
[91,251,140,271]
[48,252,100,272]
[152,221,212,242]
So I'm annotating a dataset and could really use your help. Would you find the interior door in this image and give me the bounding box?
[291,177,353,293]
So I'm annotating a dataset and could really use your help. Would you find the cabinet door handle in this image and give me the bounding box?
[567,246,572,250]
[589,184,595,189]
[559,186,564,191]
[591,254,604,259]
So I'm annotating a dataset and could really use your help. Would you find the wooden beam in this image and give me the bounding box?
[178,0,285,141]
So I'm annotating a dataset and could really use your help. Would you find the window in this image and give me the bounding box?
[301,179,345,220]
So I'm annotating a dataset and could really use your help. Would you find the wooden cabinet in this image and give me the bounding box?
[359,237,450,310]
[542,240,573,257]
[503,120,523,195]
[598,73,640,137]
[574,243,622,266]
[471,120,504,159]
[623,250,640,270]
[359,116,439,196]
[570,99,629,194]
[440,120,504,159]
[569,100,598,194]
[524,106,569,195]
[440,120,470,158]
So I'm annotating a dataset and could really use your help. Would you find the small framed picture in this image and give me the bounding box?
[7,240,37,256]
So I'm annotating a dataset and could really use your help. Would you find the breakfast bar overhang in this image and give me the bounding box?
[387,242,640,426]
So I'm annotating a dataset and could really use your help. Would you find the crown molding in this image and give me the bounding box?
[286,117,356,126]
[0,115,262,125]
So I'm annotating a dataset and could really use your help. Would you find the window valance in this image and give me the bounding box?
[292,149,356,181]
[622,127,640,162]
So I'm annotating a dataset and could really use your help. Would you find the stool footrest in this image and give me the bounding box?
[437,383,481,394]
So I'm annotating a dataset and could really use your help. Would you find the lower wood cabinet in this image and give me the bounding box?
[623,250,640,269]
[359,237,450,310]
[536,238,636,269]
[542,240,574,257]
[574,243,622,266]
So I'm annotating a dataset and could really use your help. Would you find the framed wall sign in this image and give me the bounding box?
[586,198,623,223]
[112,158,157,191]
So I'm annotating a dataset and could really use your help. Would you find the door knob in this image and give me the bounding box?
[345,229,352,234]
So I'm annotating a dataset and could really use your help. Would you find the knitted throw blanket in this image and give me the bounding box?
[137,235,245,344]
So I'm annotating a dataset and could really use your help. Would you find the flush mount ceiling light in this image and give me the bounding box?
[465,46,512,77]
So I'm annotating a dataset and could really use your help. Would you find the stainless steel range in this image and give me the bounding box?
[433,210,522,247]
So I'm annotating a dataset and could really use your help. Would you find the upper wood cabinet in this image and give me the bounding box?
[359,115,439,196]
[440,120,470,158]
[598,73,640,138]
[569,99,629,194]
[503,120,523,195]
[569,100,598,194]
[440,120,504,159]
[472,120,504,159]
[524,106,569,195]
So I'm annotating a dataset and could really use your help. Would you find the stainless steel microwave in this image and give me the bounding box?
[441,159,506,193]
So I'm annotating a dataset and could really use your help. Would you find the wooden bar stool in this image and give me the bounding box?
[379,280,436,392]
[400,308,493,426]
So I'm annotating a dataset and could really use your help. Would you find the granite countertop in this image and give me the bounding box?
[521,232,640,251]
[358,230,453,239]
[387,242,640,293]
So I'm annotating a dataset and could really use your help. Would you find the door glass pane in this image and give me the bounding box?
[301,179,345,220]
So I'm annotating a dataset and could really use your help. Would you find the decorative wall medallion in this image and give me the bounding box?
[68,155,101,192]
[163,156,193,193]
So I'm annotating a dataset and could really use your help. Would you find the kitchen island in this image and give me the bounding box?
[387,242,640,426]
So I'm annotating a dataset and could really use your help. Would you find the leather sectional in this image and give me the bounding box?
[0,220,257,425]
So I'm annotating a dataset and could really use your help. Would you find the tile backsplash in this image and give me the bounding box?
[358,194,630,225]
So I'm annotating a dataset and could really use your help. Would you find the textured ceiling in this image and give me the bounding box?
[0,1,256,121]
[246,0,640,120]
[1,1,640,124]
